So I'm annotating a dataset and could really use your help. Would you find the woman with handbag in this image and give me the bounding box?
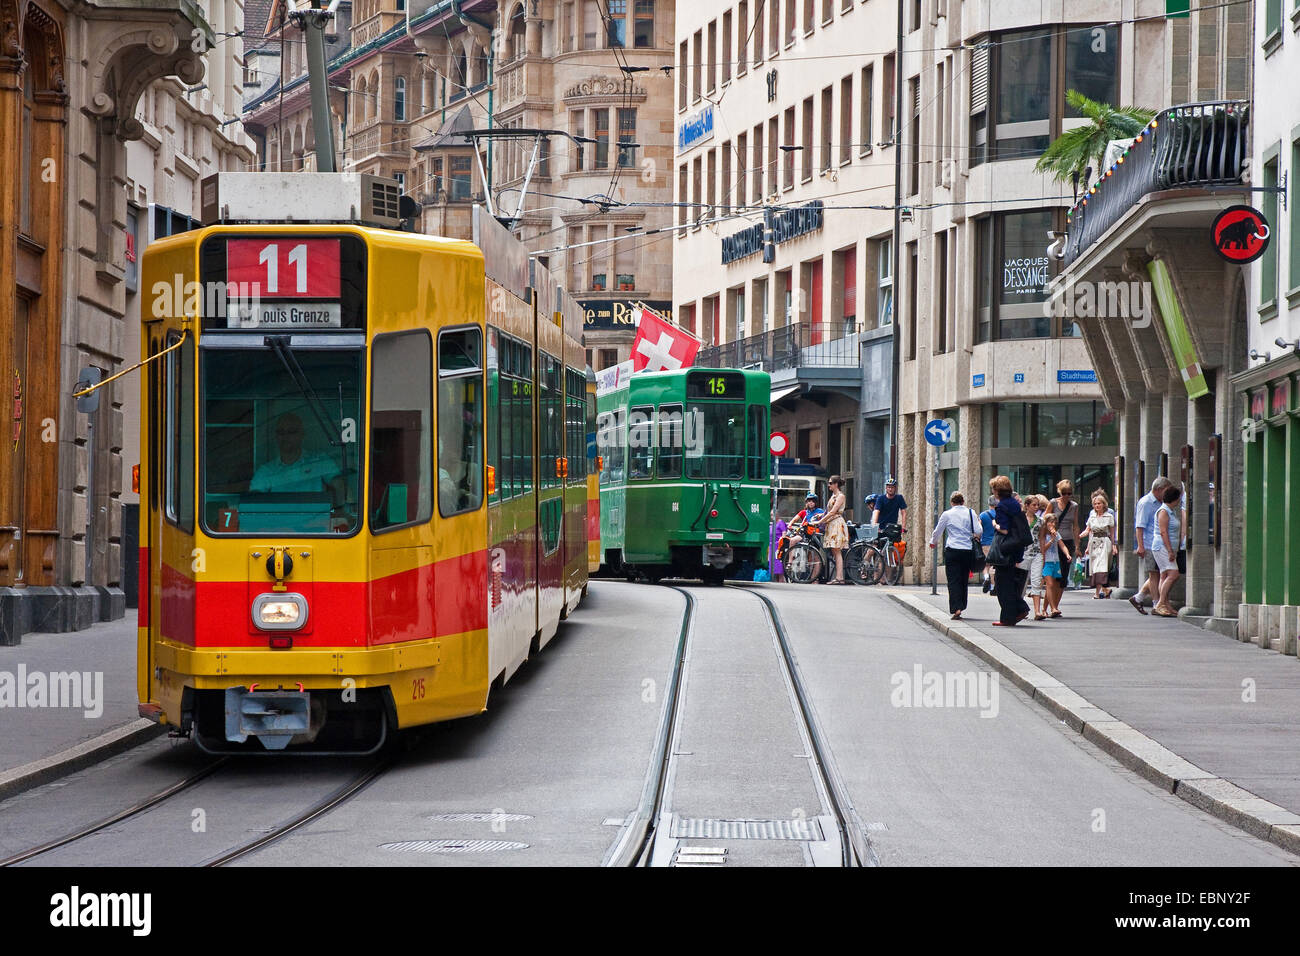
[988,475,1031,626]
[929,491,984,620]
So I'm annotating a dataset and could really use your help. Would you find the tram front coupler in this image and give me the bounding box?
[224,685,324,750]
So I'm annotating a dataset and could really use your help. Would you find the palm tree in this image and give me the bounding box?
[1035,90,1156,196]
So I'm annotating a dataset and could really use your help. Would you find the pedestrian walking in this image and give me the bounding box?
[1046,479,1079,617]
[770,512,788,582]
[988,475,1031,627]
[1019,495,1048,620]
[929,491,983,620]
[1079,491,1117,599]
[1152,483,1183,617]
[1037,514,1071,620]
[820,476,850,584]
[1129,476,1173,614]
[978,495,997,593]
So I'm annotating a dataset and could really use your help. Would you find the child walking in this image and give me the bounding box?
[1021,496,1047,620]
[1038,513,1071,619]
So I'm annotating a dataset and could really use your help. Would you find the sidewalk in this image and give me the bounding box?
[892,586,1300,853]
[0,614,156,789]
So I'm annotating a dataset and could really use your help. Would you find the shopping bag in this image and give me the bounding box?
[1069,554,1089,587]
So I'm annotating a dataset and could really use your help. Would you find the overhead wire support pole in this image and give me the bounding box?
[292,0,343,173]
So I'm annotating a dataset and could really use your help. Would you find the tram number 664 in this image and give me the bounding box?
[412,677,427,700]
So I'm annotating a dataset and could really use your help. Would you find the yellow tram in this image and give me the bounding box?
[135,173,591,752]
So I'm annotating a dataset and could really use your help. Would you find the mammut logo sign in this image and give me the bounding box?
[1211,205,1270,264]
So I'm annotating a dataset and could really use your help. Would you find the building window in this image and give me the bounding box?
[975,209,1061,340]
[634,0,654,47]
[692,155,702,225]
[617,107,637,167]
[595,108,610,166]
[607,0,627,47]
[908,75,920,194]
[720,141,732,214]
[785,0,796,45]
[722,11,732,84]
[706,147,716,211]
[882,54,896,143]
[679,40,689,109]
[693,29,702,101]
[617,273,635,291]
[910,0,921,31]
[738,1,749,72]
[783,106,796,190]
[803,0,814,34]
[599,348,618,369]
[583,0,599,48]
[394,76,406,121]
[860,64,873,154]
[802,96,814,182]
[877,236,893,326]
[1264,0,1282,44]
[1291,135,1300,295]
[707,19,717,93]
[820,87,833,173]
[906,241,918,359]
[451,155,472,200]
[678,163,688,228]
[768,117,779,195]
[592,272,607,291]
[935,230,948,354]
[839,75,853,165]
[970,24,1119,165]
[769,0,780,56]
[1261,149,1280,309]
[752,123,764,201]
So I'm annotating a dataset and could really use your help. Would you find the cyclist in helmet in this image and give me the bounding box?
[871,477,908,533]
[777,493,826,563]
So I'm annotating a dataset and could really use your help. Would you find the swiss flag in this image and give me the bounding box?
[630,307,701,372]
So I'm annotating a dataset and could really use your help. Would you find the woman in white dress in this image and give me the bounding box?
[1078,492,1118,599]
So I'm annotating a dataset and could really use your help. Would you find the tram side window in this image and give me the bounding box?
[164,332,194,532]
[370,331,433,531]
[541,353,562,489]
[438,327,485,515]
[628,405,655,479]
[747,405,768,480]
[610,408,626,483]
[657,403,683,478]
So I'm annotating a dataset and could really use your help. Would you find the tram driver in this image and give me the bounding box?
[250,412,343,496]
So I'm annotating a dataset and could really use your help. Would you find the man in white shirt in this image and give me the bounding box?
[929,490,982,620]
[1129,475,1172,614]
[250,412,341,495]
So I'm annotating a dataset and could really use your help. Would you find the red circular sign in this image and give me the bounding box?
[769,431,789,456]
[1211,205,1271,264]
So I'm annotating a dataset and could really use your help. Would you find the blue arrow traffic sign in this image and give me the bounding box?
[924,418,953,447]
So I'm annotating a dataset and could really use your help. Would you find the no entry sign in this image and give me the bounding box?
[769,431,789,456]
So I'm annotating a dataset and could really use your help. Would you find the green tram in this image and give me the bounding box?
[596,368,771,584]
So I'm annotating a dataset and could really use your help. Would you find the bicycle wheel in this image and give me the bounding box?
[859,544,886,585]
[883,545,904,586]
[845,542,873,585]
[786,543,825,584]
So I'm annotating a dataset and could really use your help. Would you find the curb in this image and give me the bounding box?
[889,592,1300,858]
[0,719,165,802]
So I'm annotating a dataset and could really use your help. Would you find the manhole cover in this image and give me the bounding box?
[426,812,533,823]
[671,818,824,841]
[380,839,528,854]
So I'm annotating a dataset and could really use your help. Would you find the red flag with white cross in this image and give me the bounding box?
[630,306,701,372]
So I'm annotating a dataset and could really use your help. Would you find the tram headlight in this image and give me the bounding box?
[252,593,309,631]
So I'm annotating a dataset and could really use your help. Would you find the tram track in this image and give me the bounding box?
[605,582,870,867]
[1,751,396,868]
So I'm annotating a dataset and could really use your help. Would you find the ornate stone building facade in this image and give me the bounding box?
[1,0,244,642]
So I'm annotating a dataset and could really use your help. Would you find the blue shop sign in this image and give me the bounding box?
[1058,369,1098,383]
[677,105,715,153]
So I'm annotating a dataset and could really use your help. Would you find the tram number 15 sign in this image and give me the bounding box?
[227,238,342,298]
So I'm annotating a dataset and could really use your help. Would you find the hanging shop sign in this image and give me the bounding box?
[676,104,715,154]
[721,201,824,264]
[1211,205,1270,264]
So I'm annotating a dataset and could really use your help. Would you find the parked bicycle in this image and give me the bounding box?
[785,525,830,584]
[849,522,906,586]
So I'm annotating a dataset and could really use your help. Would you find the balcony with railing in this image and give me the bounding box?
[1063,101,1249,267]
[696,321,861,373]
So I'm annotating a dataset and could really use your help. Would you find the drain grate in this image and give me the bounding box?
[380,839,528,854]
[675,846,727,866]
[426,812,533,823]
[671,818,824,841]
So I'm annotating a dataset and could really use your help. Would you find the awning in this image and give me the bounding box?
[770,384,801,404]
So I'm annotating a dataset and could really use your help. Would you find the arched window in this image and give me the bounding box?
[369,71,380,120]
[454,50,468,96]
[395,76,406,121]
[356,76,368,122]
[509,6,526,60]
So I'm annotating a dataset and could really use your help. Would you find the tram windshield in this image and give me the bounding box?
[200,345,364,535]
[685,402,746,479]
